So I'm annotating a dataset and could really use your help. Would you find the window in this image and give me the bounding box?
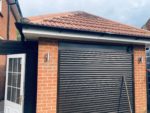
[0,0,2,13]
[7,58,22,104]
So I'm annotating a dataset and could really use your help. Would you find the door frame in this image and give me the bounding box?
[0,40,38,113]
[4,54,26,113]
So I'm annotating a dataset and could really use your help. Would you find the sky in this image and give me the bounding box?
[18,0,150,28]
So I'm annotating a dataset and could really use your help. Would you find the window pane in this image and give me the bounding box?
[11,88,17,103]
[18,58,21,72]
[7,87,11,101]
[8,73,12,86]
[12,74,17,87]
[9,58,13,72]
[17,74,21,88]
[16,89,20,104]
[13,59,18,72]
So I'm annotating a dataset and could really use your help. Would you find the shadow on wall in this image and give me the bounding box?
[0,56,6,101]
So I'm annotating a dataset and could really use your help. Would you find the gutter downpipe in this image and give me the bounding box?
[7,0,17,40]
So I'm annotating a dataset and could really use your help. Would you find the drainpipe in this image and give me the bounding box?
[7,0,17,40]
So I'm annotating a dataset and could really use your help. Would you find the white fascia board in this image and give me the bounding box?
[23,28,150,45]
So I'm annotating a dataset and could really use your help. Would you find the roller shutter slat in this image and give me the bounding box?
[58,43,134,113]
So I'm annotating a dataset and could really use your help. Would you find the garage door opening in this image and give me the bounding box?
[58,42,134,113]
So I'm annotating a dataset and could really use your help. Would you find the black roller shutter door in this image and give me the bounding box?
[58,42,134,113]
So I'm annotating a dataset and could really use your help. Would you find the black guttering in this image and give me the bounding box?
[16,22,25,41]
[7,0,22,40]
[7,0,23,21]
[16,22,150,42]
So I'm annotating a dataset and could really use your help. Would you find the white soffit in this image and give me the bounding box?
[23,28,150,45]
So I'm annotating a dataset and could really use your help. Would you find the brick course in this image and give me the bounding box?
[133,46,147,113]
[37,40,58,113]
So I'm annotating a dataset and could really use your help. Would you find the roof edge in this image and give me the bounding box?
[16,22,150,45]
[16,22,150,40]
[23,27,150,45]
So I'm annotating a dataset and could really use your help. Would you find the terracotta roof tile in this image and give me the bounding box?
[28,11,150,38]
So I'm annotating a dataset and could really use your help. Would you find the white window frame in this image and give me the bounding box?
[0,35,4,40]
[0,0,2,13]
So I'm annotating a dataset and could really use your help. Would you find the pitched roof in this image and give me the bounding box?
[28,11,150,38]
[143,19,150,31]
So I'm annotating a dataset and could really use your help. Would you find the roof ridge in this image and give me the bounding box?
[28,11,80,21]
[93,14,149,33]
[70,12,148,33]
[68,11,150,33]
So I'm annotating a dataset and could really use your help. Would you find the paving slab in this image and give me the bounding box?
[0,100,4,113]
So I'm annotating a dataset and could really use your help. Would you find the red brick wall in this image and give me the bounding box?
[37,40,58,113]
[0,0,17,40]
[133,46,147,113]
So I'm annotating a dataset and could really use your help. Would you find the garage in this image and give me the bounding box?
[58,42,134,113]
[16,11,150,113]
